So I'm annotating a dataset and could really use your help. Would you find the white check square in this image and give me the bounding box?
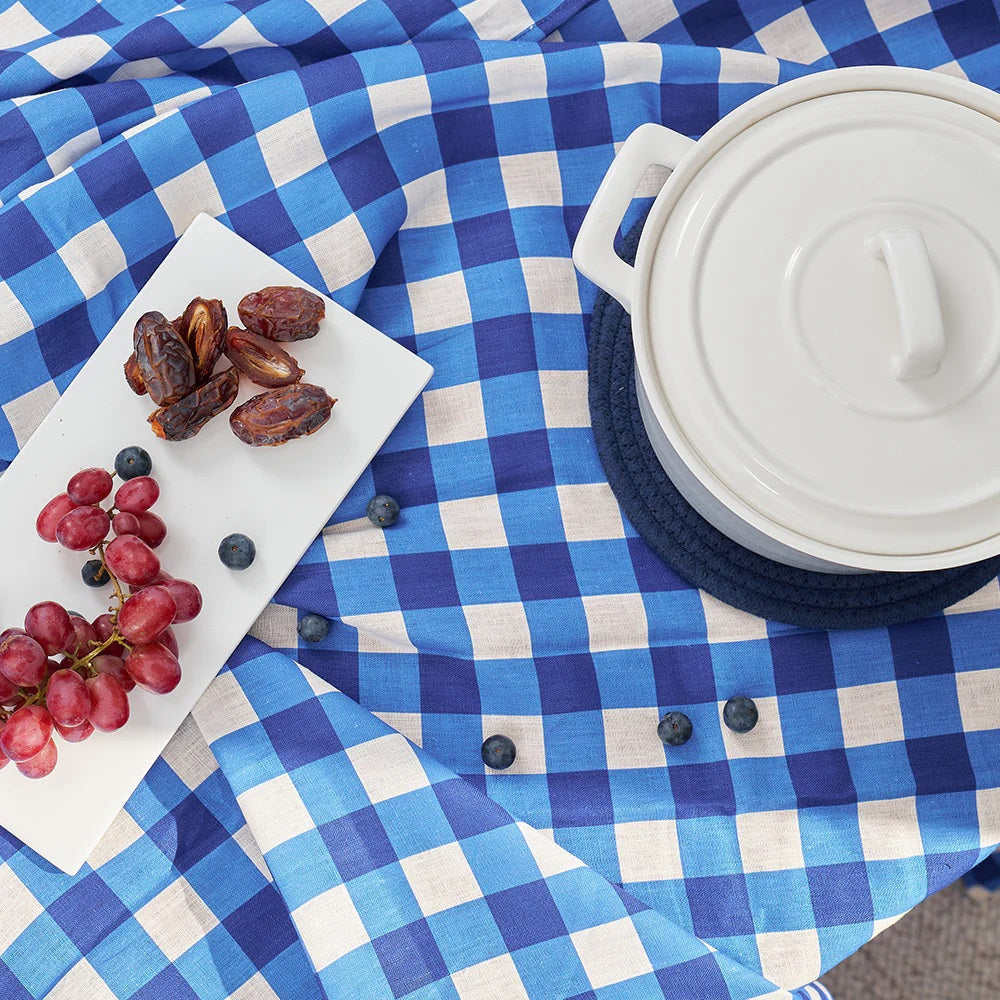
[582,594,648,652]
[464,602,532,659]
[857,798,924,861]
[293,883,369,971]
[423,381,487,446]
[408,271,473,333]
[155,161,227,239]
[453,954,529,999]
[557,483,625,542]
[440,494,508,551]
[571,917,654,990]
[481,715,545,774]
[57,220,126,300]
[616,820,683,882]
[603,708,667,769]
[755,8,828,65]
[257,109,328,188]
[135,877,220,962]
[955,669,1000,733]
[756,928,821,989]
[345,734,430,804]
[235,773,316,855]
[838,682,904,748]
[735,810,804,872]
[400,842,482,917]
[369,75,432,132]
[539,370,590,428]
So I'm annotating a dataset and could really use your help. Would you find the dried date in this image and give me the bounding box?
[237,286,325,342]
[148,368,240,441]
[225,327,303,388]
[178,297,227,381]
[123,352,146,396]
[133,311,196,406]
[230,383,335,446]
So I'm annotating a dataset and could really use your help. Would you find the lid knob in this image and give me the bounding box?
[865,227,946,381]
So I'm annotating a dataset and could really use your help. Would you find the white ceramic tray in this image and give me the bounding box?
[0,214,432,873]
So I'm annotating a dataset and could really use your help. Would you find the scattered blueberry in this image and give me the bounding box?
[723,696,759,734]
[367,494,400,527]
[114,446,152,481]
[219,533,255,570]
[298,613,330,643]
[82,559,109,588]
[481,734,516,770]
[657,711,693,747]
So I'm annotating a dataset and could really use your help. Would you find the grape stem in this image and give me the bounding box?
[94,540,127,616]
[0,537,130,721]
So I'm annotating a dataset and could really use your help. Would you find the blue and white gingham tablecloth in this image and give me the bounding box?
[1,1,999,997]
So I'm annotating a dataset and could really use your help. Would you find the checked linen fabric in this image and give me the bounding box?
[1,1,1000,998]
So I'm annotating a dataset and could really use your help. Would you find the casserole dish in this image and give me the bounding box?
[575,67,1000,572]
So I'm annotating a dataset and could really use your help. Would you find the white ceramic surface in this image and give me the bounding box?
[575,67,1000,572]
[0,213,433,874]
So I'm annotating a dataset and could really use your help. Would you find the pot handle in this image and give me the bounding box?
[866,227,946,381]
[573,123,696,315]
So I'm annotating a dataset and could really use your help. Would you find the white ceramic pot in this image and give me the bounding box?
[574,66,1000,573]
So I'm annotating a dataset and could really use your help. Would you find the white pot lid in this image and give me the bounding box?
[643,76,1000,569]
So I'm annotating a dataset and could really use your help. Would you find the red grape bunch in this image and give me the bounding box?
[0,446,202,779]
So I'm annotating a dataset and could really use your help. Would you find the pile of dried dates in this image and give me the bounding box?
[124,286,336,446]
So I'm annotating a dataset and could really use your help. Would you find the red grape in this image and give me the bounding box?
[86,674,130,731]
[67,468,113,505]
[55,719,94,743]
[93,654,135,692]
[24,601,74,656]
[56,505,111,551]
[67,615,98,657]
[0,752,7,770]
[163,580,202,623]
[128,570,173,596]
[0,627,26,643]
[46,669,91,728]
[92,613,114,642]
[91,614,125,657]
[0,675,14,702]
[0,635,47,686]
[135,511,167,548]
[114,476,159,513]
[16,738,57,778]
[158,626,179,658]
[118,587,176,644]
[104,535,160,586]
[112,511,141,537]
[36,493,78,542]
[125,642,181,695]
[1,705,53,762]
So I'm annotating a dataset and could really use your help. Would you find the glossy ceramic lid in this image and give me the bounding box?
[642,77,1000,568]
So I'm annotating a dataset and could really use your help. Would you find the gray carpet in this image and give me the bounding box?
[823,883,1000,999]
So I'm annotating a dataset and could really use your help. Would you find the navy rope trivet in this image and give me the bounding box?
[589,217,1000,630]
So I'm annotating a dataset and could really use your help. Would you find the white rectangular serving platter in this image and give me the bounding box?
[0,213,432,874]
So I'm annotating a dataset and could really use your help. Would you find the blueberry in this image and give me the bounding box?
[115,446,152,481]
[219,533,255,570]
[298,612,330,643]
[366,494,400,527]
[481,734,516,770]
[723,696,759,734]
[657,711,692,747]
[82,559,109,588]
